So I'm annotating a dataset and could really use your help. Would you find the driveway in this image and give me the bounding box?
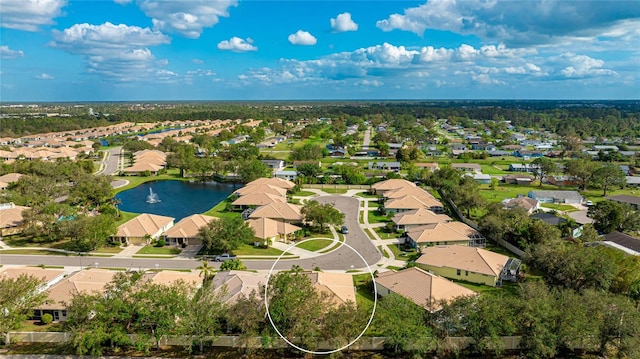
[98,146,123,176]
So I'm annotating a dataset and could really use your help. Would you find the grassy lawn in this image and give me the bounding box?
[355,192,379,198]
[17,320,65,333]
[319,240,342,253]
[540,203,579,212]
[364,228,376,240]
[291,190,315,196]
[258,150,289,160]
[90,246,123,254]
[136,246,182,255]
[484,240,519,257]
[368,202,379,209]
[296,238,334,252]
[322,188,348,194]
[480,164,510,175]
[373,227,399,240]
[387,243,420,261]
[233,242,287,256]
[378,245,389,258]
[359,211,364,224]
[202,197,242,220]
[0,249,68,255]
[367,210,391,223]
[112,168,187,194]
[3,236,73,250]
[453,279,519,297]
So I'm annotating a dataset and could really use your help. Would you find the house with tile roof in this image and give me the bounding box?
[405,222,484,249]
[247,217,301,244]
[162,214,217,246]
[233,183,288,198]
[249,202,303,223]
[371,179,416,195]
[211,270,269,304]
[383,194,445,215]
[244,177,296,190]
[304,271,357,307]
[416,245,512,286]
[392,208,451,231]
[0,202,31,236]
[374,267,476,312]
[231,191,287,209]
[112,213,175,245]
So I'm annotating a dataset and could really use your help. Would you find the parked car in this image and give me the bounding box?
[214,253,237,262]
[341,226,349,234]
[585,200,594,206]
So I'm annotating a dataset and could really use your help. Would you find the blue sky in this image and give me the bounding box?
[1,0,639,101]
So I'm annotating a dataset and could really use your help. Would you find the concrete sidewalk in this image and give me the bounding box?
[111,244,143,258]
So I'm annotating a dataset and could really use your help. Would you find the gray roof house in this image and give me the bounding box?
[528,190,583,204]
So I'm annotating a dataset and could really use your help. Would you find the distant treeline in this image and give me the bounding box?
[1,100,639,139]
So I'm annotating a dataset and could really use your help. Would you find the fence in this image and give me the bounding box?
[5,332,523,351]
[440,191,526,258]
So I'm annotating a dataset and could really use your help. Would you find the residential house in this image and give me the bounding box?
[450,163,482,173]
[249,202,303,223]
[487,150,512,157]
[391,208,451,231]
[374,267,476,311]
[514,150,544,159]
[112,213,175,245]
[502,197,540,214]
[465,173,492,184]
[35,269,118,322]
[606,195,640,210]
[0,172,23,186]
[371,178,416,195]
[247,217,301,244]
[509,163,540,173]
[244,177,296,190]
[162,214,217,246]
[471,142,497,151]
[620,165,631,176]
[531,212,567,226]
[405,222,484,249]
[231,192,286,210]
[261,159,285,171]
[414,163,439,172]
[626,176,640,188]
[593,145,619,152]
[233,184,288,198]
[416,245,514,286]
[601,231,640,256]
[275,170,298,181]
[368,162,401,172]
[211,270,268,304]
[383,195,445,215]
[501,174,534,185]
[0,202,30,236]
[528,190,583,204]
[304,271,357,307]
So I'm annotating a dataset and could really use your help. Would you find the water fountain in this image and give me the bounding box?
[146,187,161,204]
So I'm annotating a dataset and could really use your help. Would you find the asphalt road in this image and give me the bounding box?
[100,146,123,175]
[1,196,381,272]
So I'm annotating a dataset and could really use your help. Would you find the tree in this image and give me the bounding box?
[588,201,640,234]
[179,281,227,353]
[66,215,117,251]
[532,157,558,187]
[593,163,626,196]
[290,143,324,161]
[451,177,485,218]
[373,293,432,354]
[301,200,345,232]
[234,158,270,183]
[198,216,255,253]
[226,290,266,349]
[220,258,247,271]
[564,158,598,190]
[516,281,560,358]
[0,274,49,341]
[196,260,215,282]
[296,162,321,179]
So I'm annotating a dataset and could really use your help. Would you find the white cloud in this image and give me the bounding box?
[36,73,54,80]
[138,0,237,39]
[288,30,317,46]
[217,37,257,52]
[330,12,358,32]
[560,53,616,78]
[192,58,204,64]
[114,0,132,4]
[0,45,24,59]
[355,79,383,87]
[0,0,67,31]
[49,22,173,82]
[375,0,640,48]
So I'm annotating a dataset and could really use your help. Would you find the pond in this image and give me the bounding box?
[114,180,239,221]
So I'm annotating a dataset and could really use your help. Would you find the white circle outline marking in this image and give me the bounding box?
[264,237,378,355]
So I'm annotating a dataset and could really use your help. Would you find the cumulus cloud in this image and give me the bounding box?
[288,30,317,46]
[36,73,54,80]
[0,45,24,59]
[113,0,132,4]
[49,22,173,82]
[376,0,640,47]
[137,0,237,38]
[560,53,616,78]
[217,37,257,52]
[192,58,204,64]
[330,12,358,32]
[0,0,67,31]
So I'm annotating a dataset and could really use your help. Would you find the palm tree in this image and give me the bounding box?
[197,260,216,282]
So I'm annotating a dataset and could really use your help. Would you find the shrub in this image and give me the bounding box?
[154,238,166,247]
[41,313,53,325]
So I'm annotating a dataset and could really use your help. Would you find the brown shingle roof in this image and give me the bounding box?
[416,245,509,277]
[375,267,476,311]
